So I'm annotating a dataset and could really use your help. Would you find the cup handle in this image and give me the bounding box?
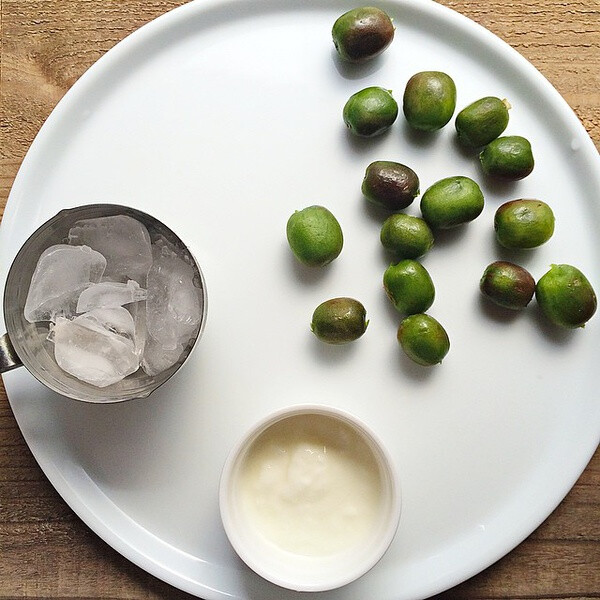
[0,333,23,373]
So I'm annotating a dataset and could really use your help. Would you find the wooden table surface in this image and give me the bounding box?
[1,1,599,598]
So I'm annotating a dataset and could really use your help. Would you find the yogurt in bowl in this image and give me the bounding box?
[219,404,401,592]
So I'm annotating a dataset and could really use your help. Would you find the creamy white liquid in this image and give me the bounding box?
[237,414,384,556]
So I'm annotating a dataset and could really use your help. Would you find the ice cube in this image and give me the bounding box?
[153,233,179,255]
[145,243,202,351]
[77,306,137,341]
[76,280,147,313]
[24,244,107,323]
[141,333,185,376]
[153,233,192,264]
[51,307,139,387]
[127,300,147,358]
[68,215,152,284]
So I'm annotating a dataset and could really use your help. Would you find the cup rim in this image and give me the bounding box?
[219,403,402,592]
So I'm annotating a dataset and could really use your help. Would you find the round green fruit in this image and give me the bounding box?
[480,261,535,310]
[455,96,510,148]
[397,313,450,366]
[332,6,395,63]
[383,260,435,315]
[343,87,398,137]
[311,297,369,344]
[494,199,555,249]
[286,205,343,267]
[403,71,456,131]
[480,135,534,180]
[535,264,597,328]
[380,213,434,259]
[420,176,484,229]
[362,161,420,211]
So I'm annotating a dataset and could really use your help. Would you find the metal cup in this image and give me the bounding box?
[0,204,207,403]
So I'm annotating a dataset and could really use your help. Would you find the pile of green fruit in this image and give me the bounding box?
[286,6,597,366]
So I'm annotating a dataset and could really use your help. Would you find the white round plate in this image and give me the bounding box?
[1,1,599,599]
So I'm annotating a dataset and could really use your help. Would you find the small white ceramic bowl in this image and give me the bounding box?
[219,404,401,592]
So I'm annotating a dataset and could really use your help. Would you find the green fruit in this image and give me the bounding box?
[343,87,398,137]
[420,176,484,229]
[362,161,420,210]
[402,71,456,131]
[380,213,434,259]
[480,135,534,179]
[332,6,395,63]
[311,297,369,344]
[535,264,597,328]
[286,205,343,267]
[480,261,535,310]
[494,199,555,249]
[383,260,435,314]
[397,313,450,366]
[455,96,510,148]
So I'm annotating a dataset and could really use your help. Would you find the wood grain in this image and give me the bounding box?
[1,1,599,598]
